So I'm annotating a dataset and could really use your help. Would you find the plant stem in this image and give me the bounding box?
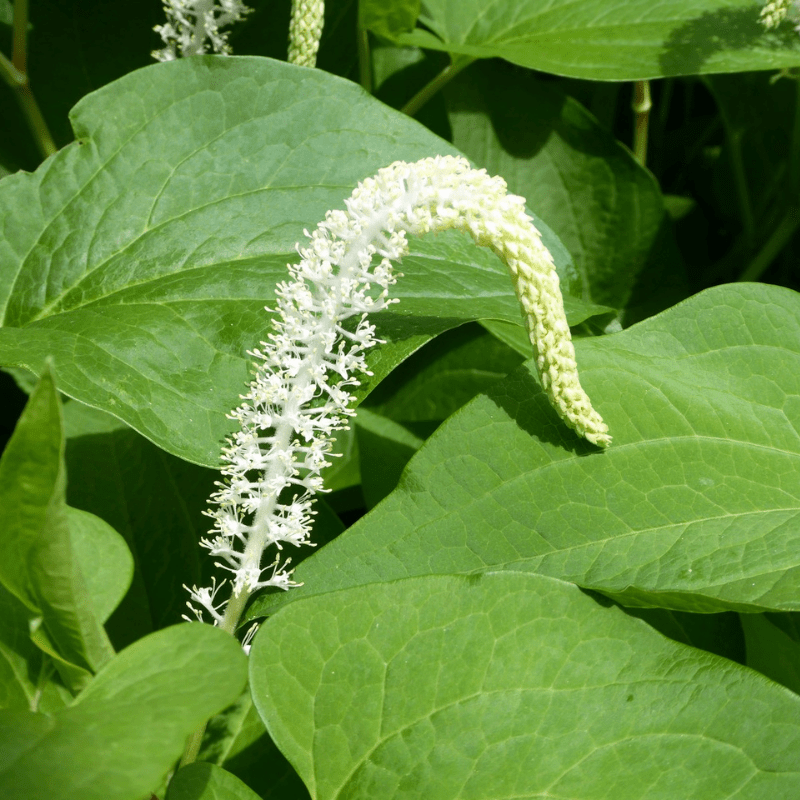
[400,55,473,117]
[12,0,28,72]
[179,561,254,767]
[632,80,651,166]
[1,0,57,160]
[0,50,24,87]
[179,727,206,768]
[791,78,800,196]
[357,26,372,93]
[738,207,800,282]
[708,76,755,250]
[15,82,56,159]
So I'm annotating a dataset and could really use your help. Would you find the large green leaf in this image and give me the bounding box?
[251,572,800,800]
[250,283,800,618]
[0,623,248,800]
[0,56,600,467]
[0,370,116,691]
[393,0,800,79]
[446,60,666,311]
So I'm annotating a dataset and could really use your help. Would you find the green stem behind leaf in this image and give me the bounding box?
[357,27,372,93]
[632,80,651,166]
[738,207,800,282]
[401,55,474,117]
[1,0,57,160]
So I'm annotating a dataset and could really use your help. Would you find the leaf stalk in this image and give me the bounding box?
[401,55,474,117]
[632,80,651,166]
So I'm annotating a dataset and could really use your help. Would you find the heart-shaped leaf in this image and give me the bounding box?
[0,56,601,466]
[251,572,800,799]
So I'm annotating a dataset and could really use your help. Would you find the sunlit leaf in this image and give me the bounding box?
[252,572,800,799]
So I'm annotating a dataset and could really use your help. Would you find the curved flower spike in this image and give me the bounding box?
[193,155,610,633]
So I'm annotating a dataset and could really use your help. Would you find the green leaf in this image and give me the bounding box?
[359,0,420,40]
[0,623,248,800]
[363,322,525,423]
[168,763,264,800]
[355,409,424,509]
[319,426,361,494]
[65,507,133,625]
[624,607,745,664]
[211,700,310,799]
[250,572,800,800]
[196,688,309,798]
[0,369,115,690]
[0,56,597,467]
[703,72,797,274]
[446,61,666,311]
[742,614,800,696]
[63,400,216,641]
[396,0,800,79]
[0,369,64,614]
[249,283,800,619]
[0,582,71,713]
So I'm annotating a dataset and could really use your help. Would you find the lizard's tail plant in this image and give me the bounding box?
[287,0,325,67]
[152,0,252,61]
[184,154,610,643]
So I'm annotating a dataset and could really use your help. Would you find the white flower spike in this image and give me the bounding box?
[288,0,325,67]
[190,155,610,633]
[153,0,252,61]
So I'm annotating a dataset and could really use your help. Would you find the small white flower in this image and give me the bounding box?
[153,0,252,61]
[192,155,610,630]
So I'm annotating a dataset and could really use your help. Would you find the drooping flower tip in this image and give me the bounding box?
[288,0,325,67]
